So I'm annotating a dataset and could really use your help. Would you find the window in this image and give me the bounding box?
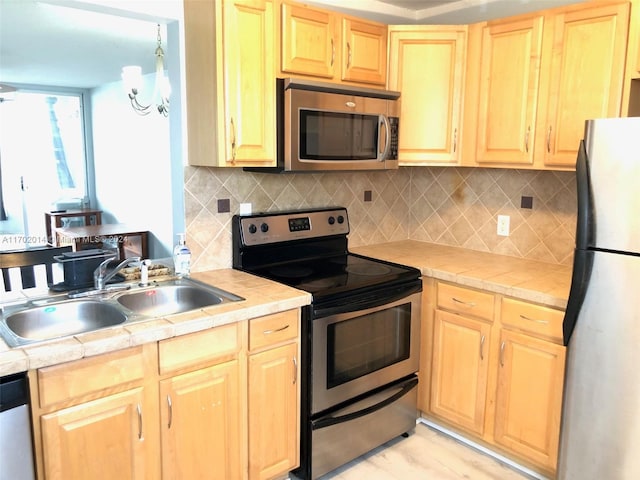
[0,89,89,250]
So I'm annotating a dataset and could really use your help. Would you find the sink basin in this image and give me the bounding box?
[115,278,242,317]
[0,277,244,347]
[1,300,127,346]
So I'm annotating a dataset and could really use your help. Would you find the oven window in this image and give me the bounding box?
[299,110,378,160]
[326,304,411,389]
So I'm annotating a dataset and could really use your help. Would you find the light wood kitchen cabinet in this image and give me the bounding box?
[424,281,566,478]
[280,2,337,79]
[430,283,494,435]
[388,26,467,165]
[537,2,630,167]
[183,0,276,167]
[158,323,242,480]
[30,345,160,480]
[467,1,630,170]
[248,310,300,480]
[280,1,387,86]
[494,330,566,472]
[474,15,544,166]
[160,361,241,479]
[341,17,387,85]
[494,298,566,473]
[430,309,492,435]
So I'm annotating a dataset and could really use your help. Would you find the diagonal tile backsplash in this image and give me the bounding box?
[184,166,577,271]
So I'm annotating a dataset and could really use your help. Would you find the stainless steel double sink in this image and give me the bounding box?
[0,277,244,347]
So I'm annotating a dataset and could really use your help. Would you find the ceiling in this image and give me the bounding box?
[0,0,587,91]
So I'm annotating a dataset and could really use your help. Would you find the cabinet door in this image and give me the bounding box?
[430,310,491,435]
[281,2,337,79]
[476,16,544,165]
[40,388,151,480]
[223,0,276,166]
[389,27,467,164]
[160,360,241,480]
[248,342,299,480]
[494,330,566,471]
[341,18,387,85]
[540,3,630,167]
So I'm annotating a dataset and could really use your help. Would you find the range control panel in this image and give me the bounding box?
[237,207,349,246]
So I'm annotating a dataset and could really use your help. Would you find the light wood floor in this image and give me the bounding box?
[318,422,536,480]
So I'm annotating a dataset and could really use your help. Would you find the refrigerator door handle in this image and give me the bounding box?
[563,248,594,345]
[563,139,596,346]
[575,139,594,250]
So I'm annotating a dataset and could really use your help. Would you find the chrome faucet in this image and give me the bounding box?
[94,256,141,290]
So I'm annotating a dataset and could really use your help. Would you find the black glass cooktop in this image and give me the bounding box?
[245,253,420,298]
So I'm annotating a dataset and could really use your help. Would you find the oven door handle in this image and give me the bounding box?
[313,281,422,317]
[311,376,418,430]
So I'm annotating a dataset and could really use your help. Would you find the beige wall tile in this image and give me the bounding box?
[185,167,577,270]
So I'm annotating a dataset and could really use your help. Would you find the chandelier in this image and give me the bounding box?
[121,24,170,116]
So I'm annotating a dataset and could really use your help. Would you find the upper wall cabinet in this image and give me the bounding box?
[388,26,467,165]
[183,0,277,167]
[464,1,630,170]
[280,1,387,86]
[538,2,630,167]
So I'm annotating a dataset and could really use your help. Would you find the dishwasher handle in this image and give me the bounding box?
[0,372,29,412]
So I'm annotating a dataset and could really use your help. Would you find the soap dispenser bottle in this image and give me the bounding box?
[173,233,191,276]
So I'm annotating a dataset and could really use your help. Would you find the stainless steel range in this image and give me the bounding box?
[232,207,422,479]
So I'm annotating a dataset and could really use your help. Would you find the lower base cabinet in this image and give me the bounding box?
[29,310,301,480]
[421,279,566,478]
[160,360,241,479]
[40,387,152,479]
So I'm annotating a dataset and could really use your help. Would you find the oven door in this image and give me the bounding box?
[311,290,421,415]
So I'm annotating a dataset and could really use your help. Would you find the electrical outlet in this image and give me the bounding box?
[239,203,252,215]
[497,215,510,236]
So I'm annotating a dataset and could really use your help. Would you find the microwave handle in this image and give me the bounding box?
[379,115,391,161]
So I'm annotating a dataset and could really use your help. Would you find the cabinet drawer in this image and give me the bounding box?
[501,298,564,342]
[159,322,239,375]
[437,282,494,321]
[38,346,146,408]
[249,310,298,351]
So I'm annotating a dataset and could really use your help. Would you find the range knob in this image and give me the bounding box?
[328,216,335,225]
[337,215,345,224]
[260,223,269,233]
[248,224,257,234]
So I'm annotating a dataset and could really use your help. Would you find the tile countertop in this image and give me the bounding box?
[0,269,312,377]
[351,241,572,310]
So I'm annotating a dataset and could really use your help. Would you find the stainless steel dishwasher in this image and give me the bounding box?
[0,372,36,480]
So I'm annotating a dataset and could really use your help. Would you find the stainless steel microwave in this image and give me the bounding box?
[246,78,400,173]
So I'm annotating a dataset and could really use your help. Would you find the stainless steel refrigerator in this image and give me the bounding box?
[559,117,640,479]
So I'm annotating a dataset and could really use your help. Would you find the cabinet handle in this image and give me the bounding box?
[137,403,143,440]
[479,334,485,360]
[546,125,552,153]
[167,394,173,429]
[499,341,505,367]
[230,117,236,162]
[293,356,298,385]
[263,324,289,335]
[524,126,531,153]
[452,297,476,308]
[331,38,335,67]
[519,314,549,325]
[346,42,352,69]
[453,128,458,153]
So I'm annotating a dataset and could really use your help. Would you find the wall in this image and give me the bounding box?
[91,75,174,258]
[185,166,577,271]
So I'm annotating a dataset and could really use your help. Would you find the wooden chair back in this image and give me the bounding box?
[0,246,72,291]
